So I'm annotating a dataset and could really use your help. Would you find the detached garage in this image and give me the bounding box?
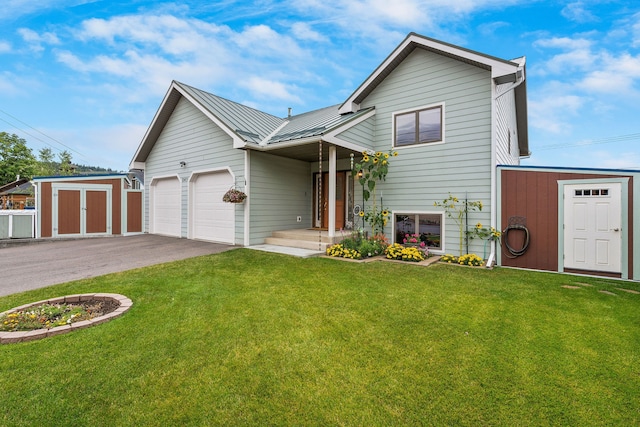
[33,174,143,239]
[498,165,640,281]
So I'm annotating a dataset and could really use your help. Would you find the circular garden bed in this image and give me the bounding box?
[0,293,132,344]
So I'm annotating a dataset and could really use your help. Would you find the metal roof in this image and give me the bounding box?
[176,81,285,144]
[269,104,374,144]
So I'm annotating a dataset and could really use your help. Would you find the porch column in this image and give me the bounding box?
[328,145,337,237]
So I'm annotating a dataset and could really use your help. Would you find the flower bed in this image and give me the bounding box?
[0,293,132,344]
[440,254,485,267]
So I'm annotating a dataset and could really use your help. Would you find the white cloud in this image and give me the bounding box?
[291,23,329,42]
[529,92,585,134]
[561,2,598,24]
[1,0,96,22]
[0,41,11,53]
[17,28,60,52]
[241,77,302,103]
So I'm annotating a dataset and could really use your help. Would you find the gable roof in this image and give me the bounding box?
[131,32,529,167]
[339,32,529,157]
[131,81,374,166]
[0,178,31,196]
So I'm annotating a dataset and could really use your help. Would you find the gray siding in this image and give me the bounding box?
[249,151,311,244]
[496,83,521,165]
[145,97,245,242]
[335,115,376,150]
[357,48,493,255]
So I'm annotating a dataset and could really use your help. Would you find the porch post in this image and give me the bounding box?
[328,145,337,237]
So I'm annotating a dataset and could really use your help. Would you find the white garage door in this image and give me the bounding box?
[191,171,235,243]
[151,177,181,237]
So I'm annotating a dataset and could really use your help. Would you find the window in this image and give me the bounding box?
[574,188,610,197]
[394,105,443,147]
[395,213,442,250]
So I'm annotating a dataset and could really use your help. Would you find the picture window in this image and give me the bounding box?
[394,105,443,147]
[395,213,442,250]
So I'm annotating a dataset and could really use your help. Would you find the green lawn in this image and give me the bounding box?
[2,249,639,426]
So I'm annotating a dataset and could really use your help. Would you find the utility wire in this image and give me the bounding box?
[0,108,88,160]
[536,133,640,151]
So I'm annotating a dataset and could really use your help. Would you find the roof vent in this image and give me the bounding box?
[287,107,292,118]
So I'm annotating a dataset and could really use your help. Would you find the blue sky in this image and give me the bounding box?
[1,0,639,171]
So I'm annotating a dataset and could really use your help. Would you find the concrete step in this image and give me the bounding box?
[271,230,341,244]
[264,237,331,251]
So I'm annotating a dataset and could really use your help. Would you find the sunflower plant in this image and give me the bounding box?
[353,150,398,235]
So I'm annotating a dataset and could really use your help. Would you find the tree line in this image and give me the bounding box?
[0,132,116,186]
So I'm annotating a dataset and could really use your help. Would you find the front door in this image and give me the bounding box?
[314,172,347,229]
[563,182,622,273]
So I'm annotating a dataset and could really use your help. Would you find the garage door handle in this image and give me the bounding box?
[613,228,620,232]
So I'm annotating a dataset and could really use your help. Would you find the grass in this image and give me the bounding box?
[1,249,639,426]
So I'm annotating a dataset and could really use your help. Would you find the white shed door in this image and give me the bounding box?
[564,183,621,273]
[191,171,234,243]
[152,177,181,237]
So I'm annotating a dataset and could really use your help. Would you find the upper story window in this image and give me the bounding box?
[394,104,443,147]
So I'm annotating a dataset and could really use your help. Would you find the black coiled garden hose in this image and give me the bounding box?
[503,224,530,257]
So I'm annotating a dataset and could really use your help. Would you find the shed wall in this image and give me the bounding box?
[499,168,634,278]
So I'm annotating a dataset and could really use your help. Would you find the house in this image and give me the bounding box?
[0,178,33,210]
[31,174,143,238]
[499,165,640,280]
[130,32,528,260]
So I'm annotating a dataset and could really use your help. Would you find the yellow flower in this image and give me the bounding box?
[393,151,398,156]
[382,210,389,216]
[359,210,365,217]
[373,157,378,164]
[382,160,387,165]
[476,222,482,229]
[375,151,382,157]
[363,155,370,162]
[384,153,389,159]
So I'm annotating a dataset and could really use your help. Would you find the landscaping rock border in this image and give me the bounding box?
[0,293,132,344]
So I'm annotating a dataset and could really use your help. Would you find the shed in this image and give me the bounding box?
[32,174,143,238]
[498,165,639,280]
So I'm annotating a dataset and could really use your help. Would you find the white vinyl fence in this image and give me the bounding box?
[0,210,36,239]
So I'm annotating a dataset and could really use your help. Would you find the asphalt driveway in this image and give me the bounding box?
[0,235,236,297]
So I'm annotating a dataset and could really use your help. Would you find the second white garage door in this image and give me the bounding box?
[191,171,235,243]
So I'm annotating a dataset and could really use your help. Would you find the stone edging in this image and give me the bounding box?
[0,293,132,344]
[322,255,441,266]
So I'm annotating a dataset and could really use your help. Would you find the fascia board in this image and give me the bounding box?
[130,82,178,164]
[323,108,376,152]
[339,33,520,114]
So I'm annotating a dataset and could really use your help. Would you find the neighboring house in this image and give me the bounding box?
[0,178,33,210]
[130,32,529,261]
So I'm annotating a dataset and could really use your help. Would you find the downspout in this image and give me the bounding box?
[488,67,526,268]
